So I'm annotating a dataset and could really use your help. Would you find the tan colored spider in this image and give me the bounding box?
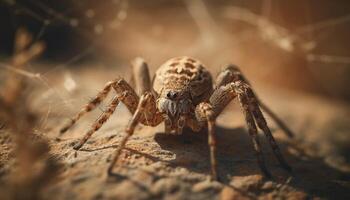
[60,56,293,180]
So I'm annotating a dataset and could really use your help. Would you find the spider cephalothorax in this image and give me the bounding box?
[153,57,213,134]
[156,90,192,134]
[60,56,294,180]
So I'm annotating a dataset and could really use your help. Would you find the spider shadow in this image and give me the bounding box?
[154,126,268,180]
[77,125,350,199]
[80,146,164,164]
[153,126,350,199]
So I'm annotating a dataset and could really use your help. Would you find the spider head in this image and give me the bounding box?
[157,89,192,133]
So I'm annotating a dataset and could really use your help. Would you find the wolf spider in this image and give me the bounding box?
[60,56,293,180]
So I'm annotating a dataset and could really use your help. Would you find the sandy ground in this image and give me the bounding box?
[1,66,350,200]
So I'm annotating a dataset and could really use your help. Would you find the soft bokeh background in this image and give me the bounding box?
[1,1,350,199]
[1,0,350,100]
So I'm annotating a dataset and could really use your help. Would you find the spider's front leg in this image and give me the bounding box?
[196,66,292,180]
[216,65,295,138]
[195,103,218,180]
[216,65,292,173]
[107,58,163,175]
[107,92,158,175]
[60,58,161,151]
[70,78,140,150]
[233,81,292,174]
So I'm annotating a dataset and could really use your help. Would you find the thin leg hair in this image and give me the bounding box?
[60,81,116,134]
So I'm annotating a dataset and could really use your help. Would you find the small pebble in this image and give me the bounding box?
[262,181,275,190]
[192,179,222,192]
[220,186,250,200]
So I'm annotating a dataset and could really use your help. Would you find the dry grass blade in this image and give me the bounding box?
[0,27,60,200]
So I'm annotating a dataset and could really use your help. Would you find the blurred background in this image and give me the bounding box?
[1,1,350,199]
[1,0,350,101]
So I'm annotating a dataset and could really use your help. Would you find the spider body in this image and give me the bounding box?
[154,57,213,133]
[60,56,294,180]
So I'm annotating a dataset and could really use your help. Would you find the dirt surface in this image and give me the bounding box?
[1,67,350,200]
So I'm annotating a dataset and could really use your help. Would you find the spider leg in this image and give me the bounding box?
[245,88,292,172]
[108,92,153,175]
[66,58,162,151]
[106,58,161,173]
[60,57,151,134]
[204,84,273,178]
[132,57,152,95]
[60,81,116,134]
[238,92,272,178]
[131,57,163,126]
[202,66,292,178]
[195,103,218,180]
[258,101,294,138]
[208,118,217,180]
[231,80,292,172]
[215,65,294,138]
[72,80,139,151]
[73,93,121,150]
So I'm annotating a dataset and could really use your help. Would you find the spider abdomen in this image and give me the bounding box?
[153,56,213,104]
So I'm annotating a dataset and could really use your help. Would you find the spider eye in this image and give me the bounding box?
[166,91,178,99]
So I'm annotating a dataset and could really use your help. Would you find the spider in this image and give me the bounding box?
[60,56,293,180]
